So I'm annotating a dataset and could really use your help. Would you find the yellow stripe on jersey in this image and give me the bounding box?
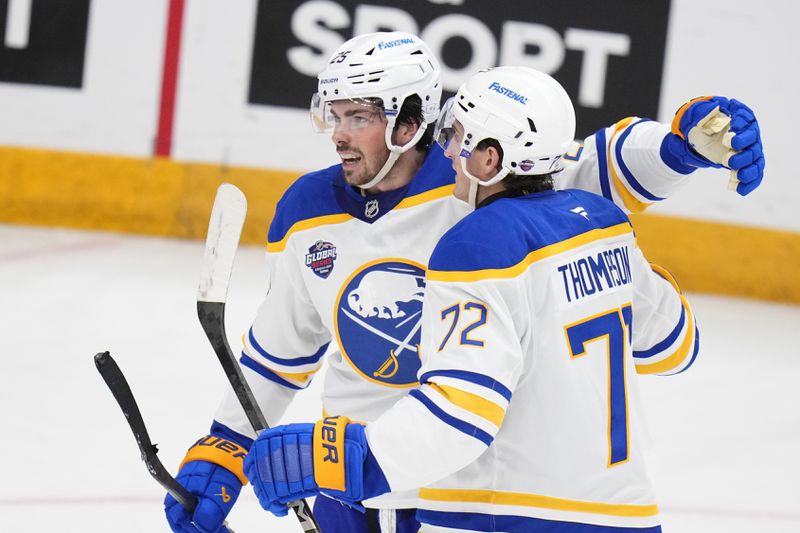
[428,384,506,428]
[564,143,583,161]
[395,184,455,210]
[649,263,681,293]
[427,222,633,282]
[266,185,453,253]
[240,331,320,384]
[607,118,652,214]
[267,213,353,253]
[635,293,695,375]
[270,366,319,385]
[419,488,659,517]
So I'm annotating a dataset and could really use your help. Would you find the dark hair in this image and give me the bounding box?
[394,94,434,153]
[475,137,554,193]
[505,172,555,194]
[360,95,434,153]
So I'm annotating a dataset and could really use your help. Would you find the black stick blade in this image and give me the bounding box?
[94,351,197,512]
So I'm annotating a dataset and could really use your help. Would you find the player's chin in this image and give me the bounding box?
[342,171,358,185]
[344,171,370,187]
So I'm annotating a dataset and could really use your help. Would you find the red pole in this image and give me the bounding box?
[154,0,186,158]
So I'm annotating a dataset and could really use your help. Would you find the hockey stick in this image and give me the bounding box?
[196,183,321,533]
[94,351,241,530]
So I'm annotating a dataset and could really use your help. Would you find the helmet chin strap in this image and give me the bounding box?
[458,155,510,209]
[357,119,429,191]
[467,178,479,210]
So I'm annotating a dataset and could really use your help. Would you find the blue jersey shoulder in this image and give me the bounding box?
[429,189,631,273]
[267,165,346,244]
[268,146,454,243]
[406,143,455,196]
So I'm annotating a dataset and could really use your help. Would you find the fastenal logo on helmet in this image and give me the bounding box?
[488,81,528,105]
[377,37,415,49]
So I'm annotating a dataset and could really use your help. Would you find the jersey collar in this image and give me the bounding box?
[333,147,446,223]
[333,172,411,223]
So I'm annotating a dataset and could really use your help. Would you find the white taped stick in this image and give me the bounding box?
[197,183,247,303]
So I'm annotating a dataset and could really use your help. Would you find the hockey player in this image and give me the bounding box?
[243,66,715,532]
[164,31,764,533]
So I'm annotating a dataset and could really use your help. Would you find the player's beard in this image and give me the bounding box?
[340,144,392,188]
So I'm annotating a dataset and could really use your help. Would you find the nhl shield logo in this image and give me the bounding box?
[365,199,379,219]
[335,259,426,387]
[305,240,337,279]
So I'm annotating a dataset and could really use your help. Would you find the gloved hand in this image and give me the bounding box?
[244,417,374,516]
[665,96,765,196]
[164,434,250,533]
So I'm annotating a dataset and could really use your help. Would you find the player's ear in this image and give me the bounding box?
[475,146,502,180]
[393,119,420,145]
[485,146,502,172]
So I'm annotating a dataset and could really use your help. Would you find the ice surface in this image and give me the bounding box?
[1,224,798,532]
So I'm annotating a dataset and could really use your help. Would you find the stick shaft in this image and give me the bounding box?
[94,351,197,511]
[197,184,321,532]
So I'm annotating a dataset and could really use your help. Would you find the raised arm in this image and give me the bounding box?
[558,95,764,212]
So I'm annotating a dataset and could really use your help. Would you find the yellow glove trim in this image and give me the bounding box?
[313,416,352,492]
[671,96,712,139]
[180,435,249,485]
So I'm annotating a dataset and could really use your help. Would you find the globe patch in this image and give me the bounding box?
[305,240,337,279]
[335,259,426,387]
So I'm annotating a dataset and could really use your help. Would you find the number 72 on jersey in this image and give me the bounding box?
[437,299,633,467]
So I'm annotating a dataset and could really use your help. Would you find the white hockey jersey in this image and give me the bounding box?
[213,118,698,508]
[365,188,697,531]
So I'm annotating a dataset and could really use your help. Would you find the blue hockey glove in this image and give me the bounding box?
[244,417,389,516]
[664,96,765,196]
[164,433,250,533]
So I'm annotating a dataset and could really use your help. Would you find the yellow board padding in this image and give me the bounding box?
[629,213,800,304]
[0,145,298,245]
[1,145,799,304]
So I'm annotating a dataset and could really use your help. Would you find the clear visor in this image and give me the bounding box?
[309,93,385,133]
[434,96,458,150]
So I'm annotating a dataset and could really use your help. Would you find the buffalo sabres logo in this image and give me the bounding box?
[335,259,425,387]
[305,240,337,279]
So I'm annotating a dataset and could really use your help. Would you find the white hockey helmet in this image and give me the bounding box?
[435,66,576,206]
[311,32,442,189]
